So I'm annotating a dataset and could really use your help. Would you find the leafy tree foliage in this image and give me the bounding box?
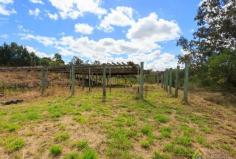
[0,42,65,67]
[177,0,236,88]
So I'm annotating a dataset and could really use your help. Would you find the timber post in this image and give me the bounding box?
[175,66,180,98]
[139,62,144,100]
[169,68,172,95]
[102,64,106,102]
[70,64,75,96]
[88,67,91,92]
[183,62,190,103]
[40,66,47,96]
[109,67,111,94]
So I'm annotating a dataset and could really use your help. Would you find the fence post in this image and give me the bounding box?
[169,68,172,95]
[88,67,91,92]
[109,67,111,94]
[70,64,75,96]
[156,73,159,85]
[102,64,106,102]
[40,66,47,96]
[183,62,189,103]
[175,66,180,98]
[161,73,164,88]
[139,62,144,100]
[165,69,169,92]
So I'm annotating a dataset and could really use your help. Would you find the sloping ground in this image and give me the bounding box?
[0,86,235,159]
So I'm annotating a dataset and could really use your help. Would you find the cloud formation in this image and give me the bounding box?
[75,23,94,35]
[0,0,16,16]
[99,6,135,32]
[48,0,106,19]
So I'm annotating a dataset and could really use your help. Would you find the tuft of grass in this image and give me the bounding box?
[73,140,89,151]
[81,148,97,159]
[159,127,172,138]
[1,137,25,152]
[50,145,62,156]
[107,128,132,158]
[152,151,170,159]
[54,131,70,142]
[175,136,192,146]
[63,152,80,159]
[155,114,169,123]
[164,143,194,158]
[140,139,153,149]
[195,135,207,146]
[73,115,87,124]
[141,125,153,136]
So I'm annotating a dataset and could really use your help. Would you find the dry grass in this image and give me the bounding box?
[0,85,235,159]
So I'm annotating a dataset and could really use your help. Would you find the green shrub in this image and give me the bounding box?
[50,145,62,156]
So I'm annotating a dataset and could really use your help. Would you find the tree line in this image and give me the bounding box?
[177,0,236,88]
[0,42,65,67]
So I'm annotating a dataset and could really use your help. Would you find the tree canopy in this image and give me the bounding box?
[177,0,236,88]
[0,42,65,67]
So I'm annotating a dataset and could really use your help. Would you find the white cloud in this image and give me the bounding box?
[127,12,181,42]
[29,0,44,4]
[0,0,16,16]
[48,0,106,20]
[21,34,56,46]
[0,34,8,39]
[29,8,40,17]
[48,13,58,20]
[99,6,135,32]
[0,0,13,4]
[26,46,51,58]
[74,23,94,35]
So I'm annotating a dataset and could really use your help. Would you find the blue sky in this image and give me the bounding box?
[0,0,200,70]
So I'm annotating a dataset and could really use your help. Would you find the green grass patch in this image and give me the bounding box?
[175,135,192,146]
[73,140,89,151]
[50,145,62,156]
[54,131,70,142]
[159,127,172,138]
[164,143,194,158]
[81,148,98,159]
[141,125,153,136]
[0,137,25,152]
[152,151,170,159]
[155,114,169,123]
[63,152,80,159]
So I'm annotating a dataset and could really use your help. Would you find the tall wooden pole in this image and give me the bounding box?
[175,66,180,98]
[109,67,111,94]
[88,67,91,92]
[139,62,144,100]
[169,68,172,95]
[40,66,48,96]
[102,64,106,102]
[183,62,189,103]
[70,64,75,96]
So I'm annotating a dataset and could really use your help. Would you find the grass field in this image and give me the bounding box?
[0,86,235,159]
